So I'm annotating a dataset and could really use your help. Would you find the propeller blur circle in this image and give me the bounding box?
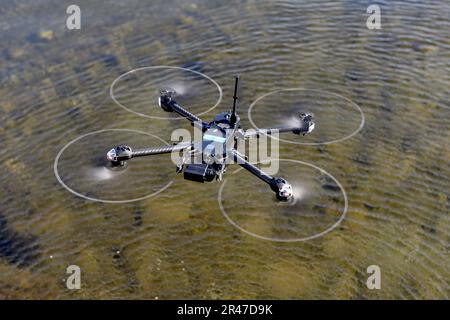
[248,88,365,145]
[110,65,223,120]
[218,159,348,242]
[54,129,175,203]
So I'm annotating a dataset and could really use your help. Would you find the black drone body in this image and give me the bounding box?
[106,76,315,201]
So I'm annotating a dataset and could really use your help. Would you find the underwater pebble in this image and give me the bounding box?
[9,48,25,59]
[39,30,54,41]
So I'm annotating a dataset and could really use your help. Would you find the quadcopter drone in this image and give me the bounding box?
[106,76,315,201]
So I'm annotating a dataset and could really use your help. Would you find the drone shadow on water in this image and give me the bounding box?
[0,213,39,268]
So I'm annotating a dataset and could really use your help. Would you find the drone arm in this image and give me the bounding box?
[131,142,193,158]
[230,149,294,201]
[164,100,208,128]
[231,150,274,185]
[244,125,313,139]
[170,101,203,123]
[244,113,315,138]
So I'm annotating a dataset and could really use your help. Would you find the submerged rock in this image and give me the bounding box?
[2,48,25,60]
[98,54,119,68]
[0,214,39,268]
[39,30,54,41]
[182,61,204,73]
[26,29,54,43]
[412,42,438,55]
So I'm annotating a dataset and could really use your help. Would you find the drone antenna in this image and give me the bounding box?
[230,75,239,126]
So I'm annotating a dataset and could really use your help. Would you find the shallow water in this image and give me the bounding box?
[0,0,449,299]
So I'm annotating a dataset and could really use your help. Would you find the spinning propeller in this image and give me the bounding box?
[248,88,364,145]
[54,129,175,203]
[110,66,222,120]
[219,159,347,242]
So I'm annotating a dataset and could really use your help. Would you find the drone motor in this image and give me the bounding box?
[106,145,133,167]
[158,87,176,112]
[271,177,294,201]
[293,113,315,135]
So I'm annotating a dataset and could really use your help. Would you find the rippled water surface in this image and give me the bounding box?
[0,0,449,299]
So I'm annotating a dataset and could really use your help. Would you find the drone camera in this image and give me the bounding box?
[184,164,216,183]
